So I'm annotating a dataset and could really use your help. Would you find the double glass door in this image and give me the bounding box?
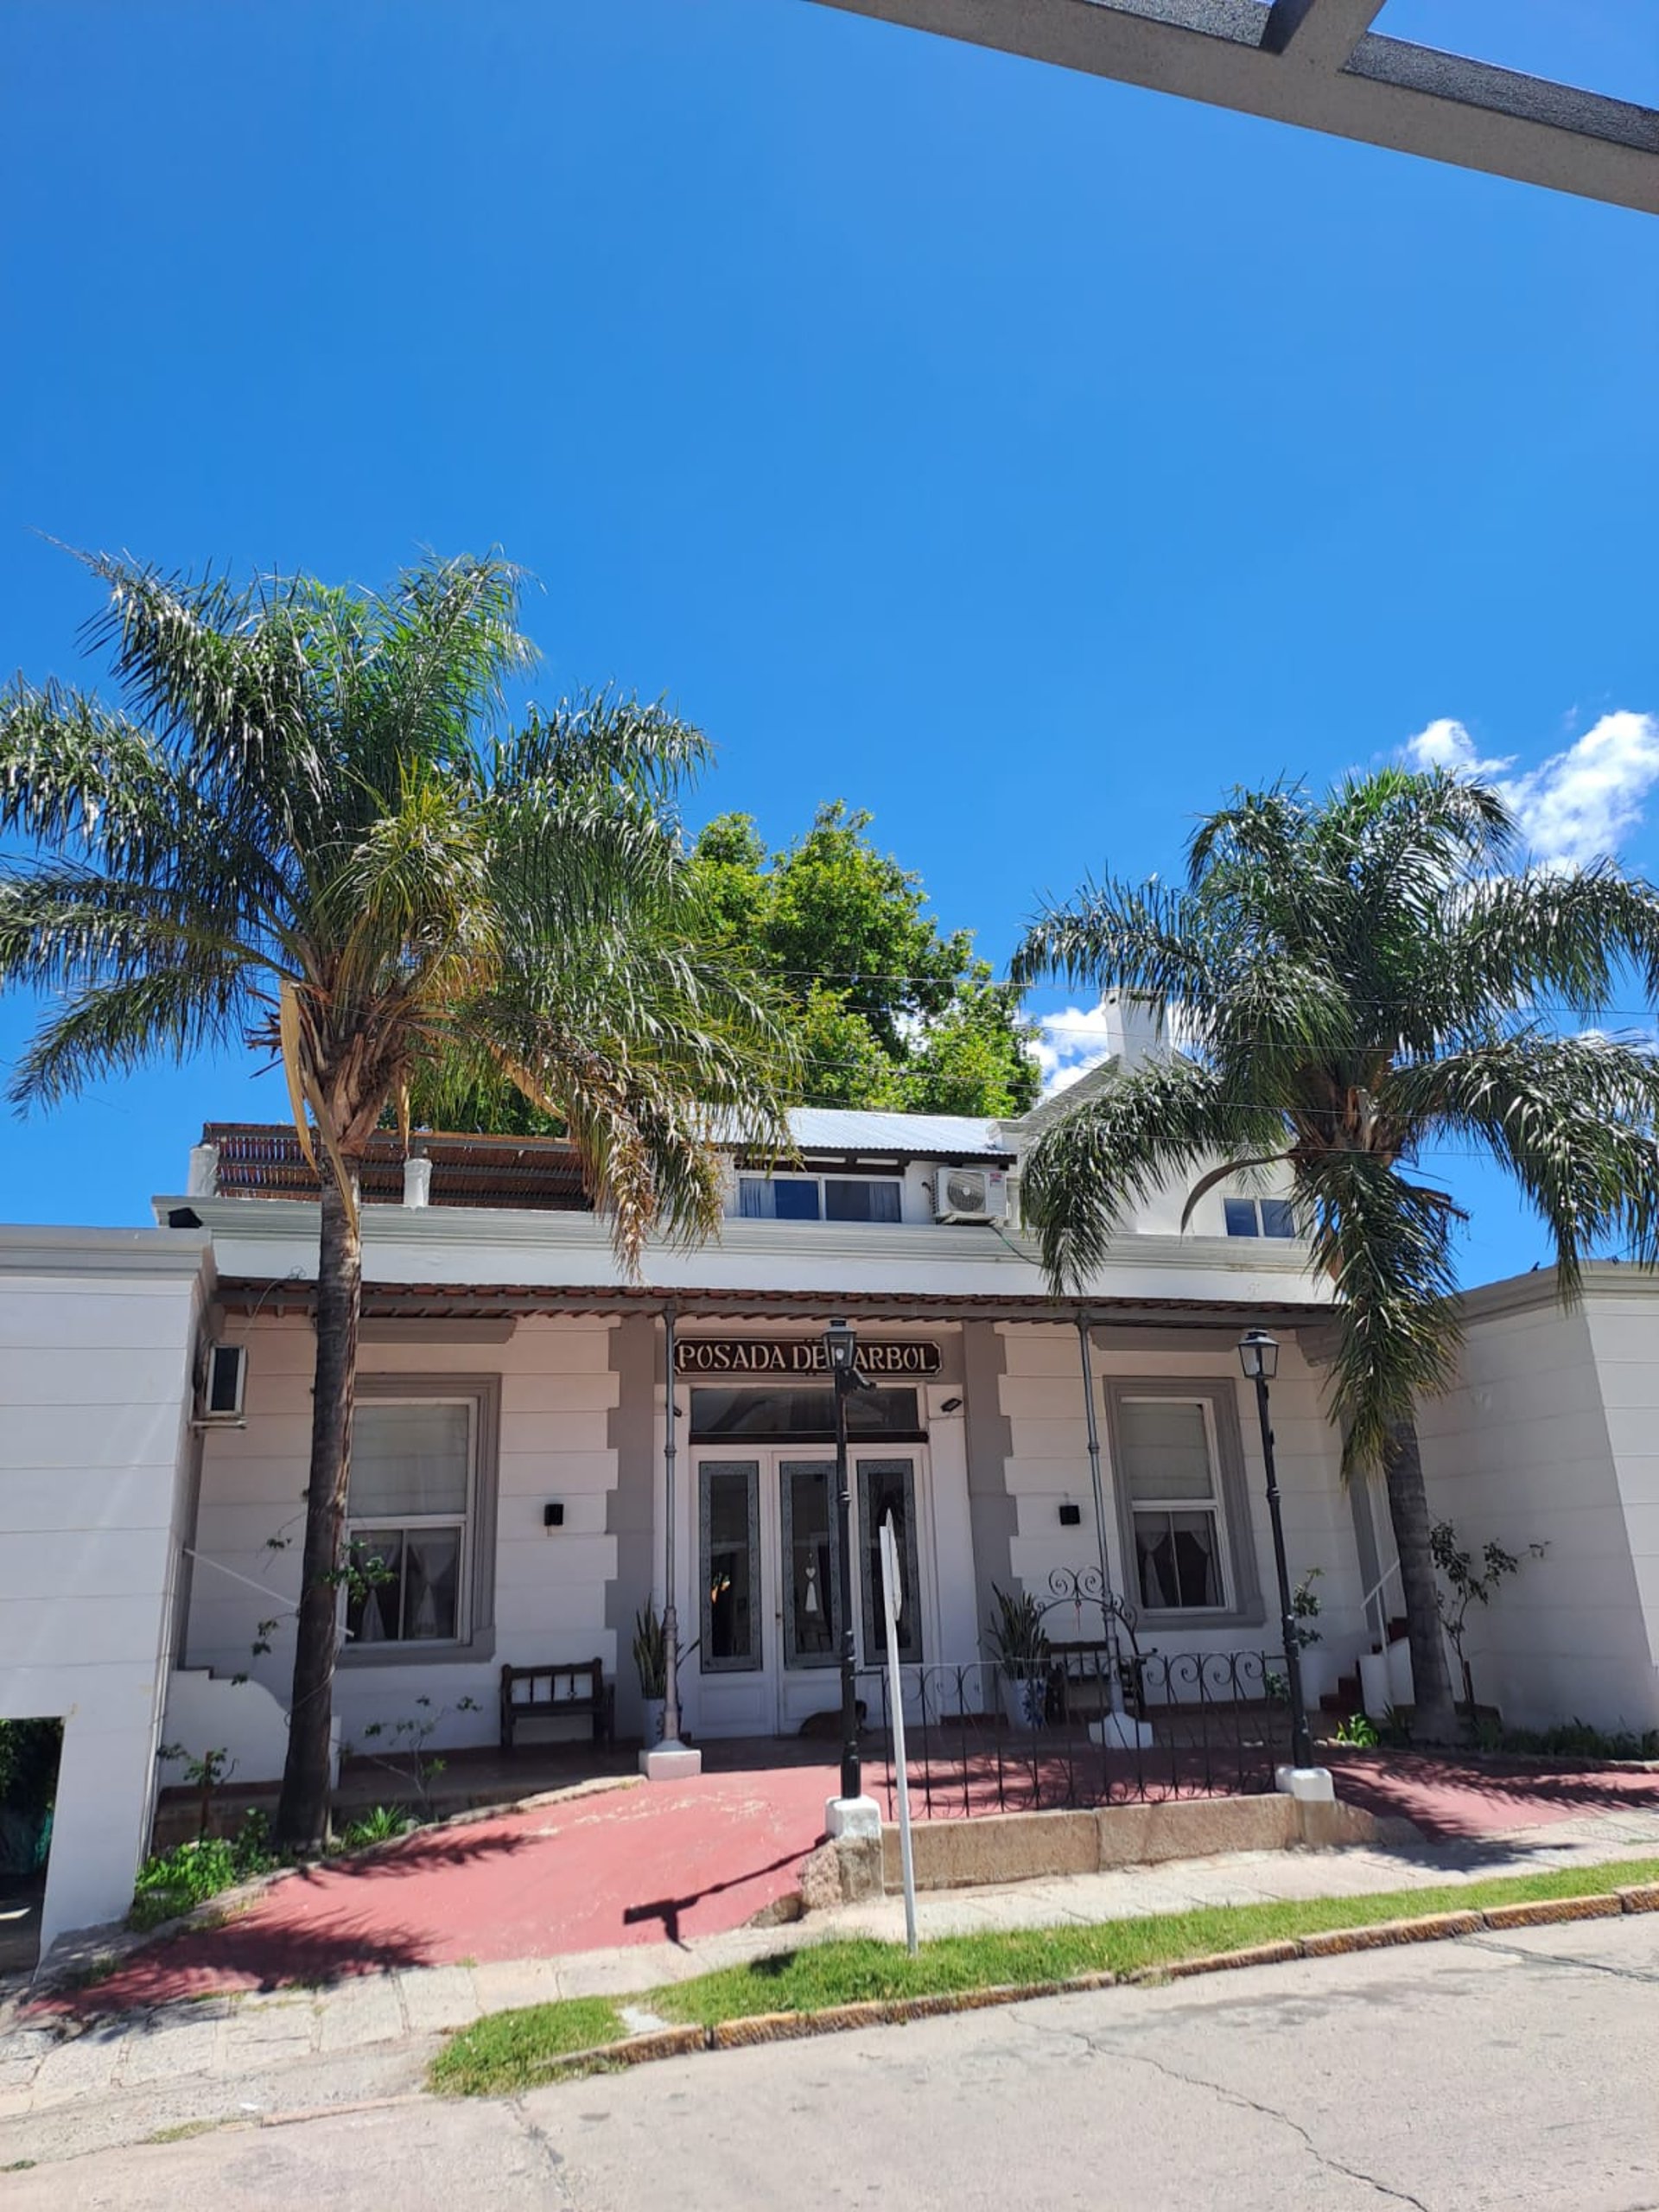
[694,1446,924,1732]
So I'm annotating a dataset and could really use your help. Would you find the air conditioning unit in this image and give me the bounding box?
[933,1166,1008,1224]
[198,1342,248,1421]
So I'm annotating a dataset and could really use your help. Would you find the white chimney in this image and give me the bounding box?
[186,1142,219,1198]
[403,1155,433,1209]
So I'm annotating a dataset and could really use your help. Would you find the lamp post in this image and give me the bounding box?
[823,1318,862,1805]
[1237,1330,1315,1772]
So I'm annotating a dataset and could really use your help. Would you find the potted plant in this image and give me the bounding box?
[1289,1567,1339,1708]
[633,1603,667,1745]
[988,1584,1051,1731]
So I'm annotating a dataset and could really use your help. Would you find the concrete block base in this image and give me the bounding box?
[640,1741,702,1782]
[1090,1713,1156,1751]
[882,1789,1397,1893]
[825,1795,882,1841]
[1275,1764,1337,1802]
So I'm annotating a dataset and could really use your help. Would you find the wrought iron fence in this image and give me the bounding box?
[858,1569,1298,1819]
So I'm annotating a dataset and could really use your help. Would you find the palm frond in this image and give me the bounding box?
[1385,1031,1659,1285]
[1019,1058,1275,1288]
[9,964,250,1110]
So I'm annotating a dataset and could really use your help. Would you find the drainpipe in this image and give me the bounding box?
[660,1305,683,1746]
[1076,1313,1126,1718]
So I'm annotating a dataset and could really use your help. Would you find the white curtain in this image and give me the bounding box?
[349,1402,470,1517]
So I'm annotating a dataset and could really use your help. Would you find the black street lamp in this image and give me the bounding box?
[823,1318,863,1804]
[1237,1330,1315,1770]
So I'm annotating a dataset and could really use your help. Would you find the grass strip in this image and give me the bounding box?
[430,1853,1659,2097]
[430,1996,630,2094]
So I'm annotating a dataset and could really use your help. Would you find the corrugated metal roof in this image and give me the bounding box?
[784,1108,1013,1158]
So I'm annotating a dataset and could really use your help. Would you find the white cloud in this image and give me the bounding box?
[1403,711,1659,870]
[1033,1001,1119,1097]
[1403,717,1512,781]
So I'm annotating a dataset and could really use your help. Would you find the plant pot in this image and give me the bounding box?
[1357,1649,1392,1721]
[641,1696,666,1747]
[1297,1647,1340,1708]
[1000,1675,1046,1732]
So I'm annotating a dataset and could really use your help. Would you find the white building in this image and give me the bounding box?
[5,1054,1659,1953]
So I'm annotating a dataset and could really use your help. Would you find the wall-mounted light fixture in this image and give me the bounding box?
[1058,1502,1082,1527]
[543,1501,565,1529]
[938,1395,963,1414]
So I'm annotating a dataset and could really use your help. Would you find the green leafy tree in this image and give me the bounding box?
[0,550,795,1848]
[1013,769,1659,1739]
[691,803,1040,1117]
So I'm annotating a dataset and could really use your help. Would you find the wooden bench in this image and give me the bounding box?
[1046,1624,1155,1725]
[499,1658,615,1751]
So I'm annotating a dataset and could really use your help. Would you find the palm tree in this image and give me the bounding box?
[1013,769,1659,1740]
[0,551,796,1847]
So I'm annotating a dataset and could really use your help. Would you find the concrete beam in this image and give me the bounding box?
[808,0,1659,215]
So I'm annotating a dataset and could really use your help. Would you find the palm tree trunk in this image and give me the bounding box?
[275,1170,361,1851]
[1382,1416,1459,1742]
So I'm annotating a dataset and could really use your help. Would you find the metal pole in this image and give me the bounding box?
[834,1363,861,1802]
[1076,1314,1125,1718]
[1251,1368,1313,1770]
[662,1306,683,1747]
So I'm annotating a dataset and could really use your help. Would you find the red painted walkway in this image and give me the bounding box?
[41,1751,1659,2019]
[54,1766,833,2018]
[1328,1751,1659,1842]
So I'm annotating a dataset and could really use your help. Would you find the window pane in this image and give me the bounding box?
[700,1463,760,1671]
[825,1179,902,1224]
[858,1459,922,1662]
[346,1529,404,1644]
[1134,1510,1224,1609]
[351,1402,469,1518]
[404,1528,461,1639]
[346,1526,462,1643]
[1224,1198,1258,1237]
[1119,1400,1215,1502]
[773,1178,822,1221]
[782,1460,839,1666]
[689,1387,921,1441]
[738,1178,769,1218]
[1259,1198,1295,1239]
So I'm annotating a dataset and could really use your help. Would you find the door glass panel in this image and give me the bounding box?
[780,1459,839,1668]
[857,1459,923,1662]
[699,1461,760,1671]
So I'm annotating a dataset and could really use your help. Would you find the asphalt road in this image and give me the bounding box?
[22,1916,1659,2211]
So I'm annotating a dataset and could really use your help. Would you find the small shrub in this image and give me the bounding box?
[1493,1719,1659,1761]
[129,1810,275,1931]
[340,1805,417,1848]
[1332,1712,1379,1748]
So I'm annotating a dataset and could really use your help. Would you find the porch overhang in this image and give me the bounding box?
[214,1274,1332,1333]
[806,0,1659,215]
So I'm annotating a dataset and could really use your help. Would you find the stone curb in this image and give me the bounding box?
[467,1885,1659,2088]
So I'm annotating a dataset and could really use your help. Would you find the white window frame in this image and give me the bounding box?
[734,1172,904,1224]
[1103,1376,1264,1631]
[1223,1194,1296,1239]
[340,1375,501,1666]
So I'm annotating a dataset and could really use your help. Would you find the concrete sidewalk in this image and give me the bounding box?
[4,1798,1659,2174]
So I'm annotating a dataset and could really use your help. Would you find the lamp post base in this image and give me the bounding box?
[1274,1764,1335,1802]
[641,1739,702,1782]
[1090,1713,1155,1751]
[824,1795,882,1840]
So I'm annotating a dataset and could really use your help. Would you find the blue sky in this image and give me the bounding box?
[2,1,1655,1285]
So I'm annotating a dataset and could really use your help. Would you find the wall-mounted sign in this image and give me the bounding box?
[676,1338,942,1377]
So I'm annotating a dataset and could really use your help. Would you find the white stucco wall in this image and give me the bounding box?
[996,1322,1364,1675]
[1417,1275,1659,1732]
[0,1230,209,1951]
[176,1313,620,1764]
